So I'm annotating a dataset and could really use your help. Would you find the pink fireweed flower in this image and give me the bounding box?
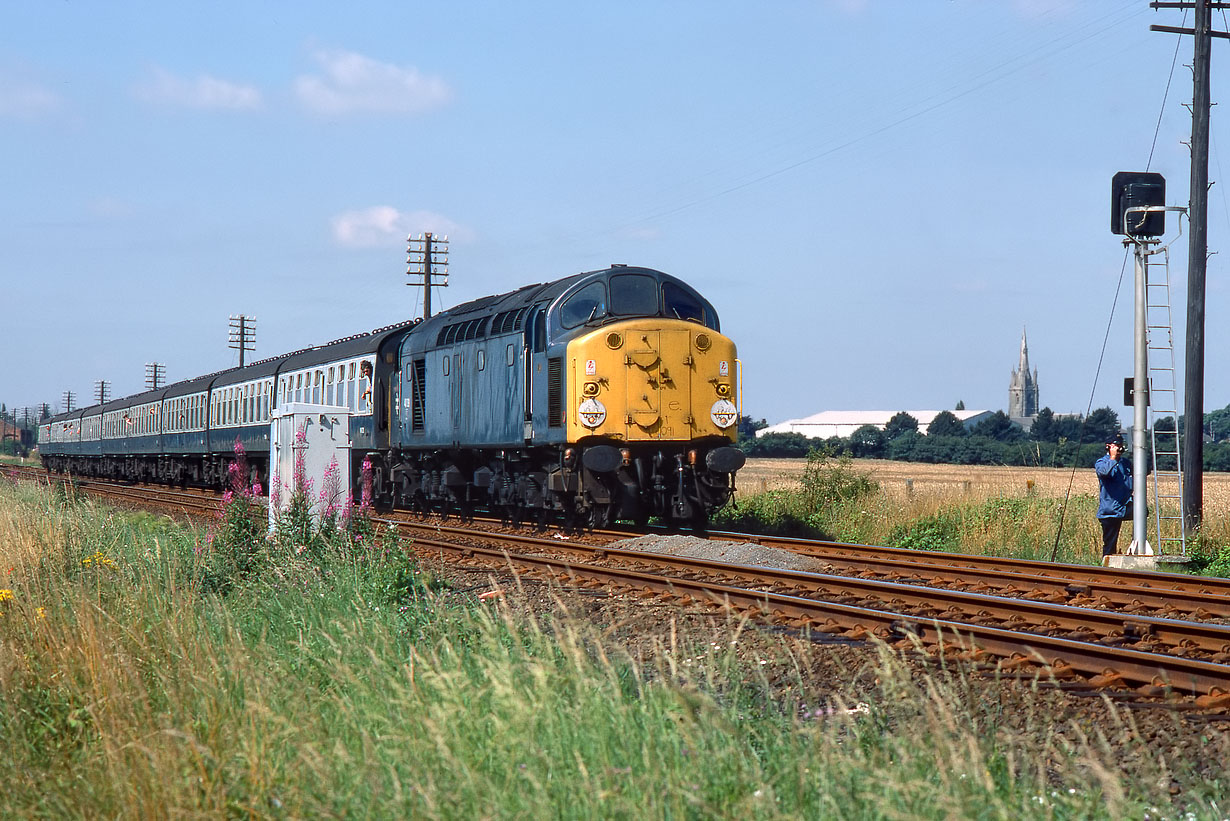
[359,457,374,512]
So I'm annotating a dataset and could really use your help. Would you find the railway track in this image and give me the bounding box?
[13,465,1230,709]
[382,517,1230,709]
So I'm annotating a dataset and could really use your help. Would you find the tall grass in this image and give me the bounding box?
[0,475,1226,817]
[718,452,1230,569]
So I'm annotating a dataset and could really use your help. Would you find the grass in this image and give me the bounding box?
[1,473,1228,817]
[726,454,1230,570]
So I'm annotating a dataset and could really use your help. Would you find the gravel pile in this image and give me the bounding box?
[609,533,825,573]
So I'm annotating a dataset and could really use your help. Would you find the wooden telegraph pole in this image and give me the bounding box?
[1150,0,1229,531]
[407,232,449,320]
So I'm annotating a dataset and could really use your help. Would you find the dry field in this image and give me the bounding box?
[742,458,1230,516]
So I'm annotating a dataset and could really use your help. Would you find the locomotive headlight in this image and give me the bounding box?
[710,399,738,429]
[578,397,607,429]
[582,381,600,397]
[715,383,731,398]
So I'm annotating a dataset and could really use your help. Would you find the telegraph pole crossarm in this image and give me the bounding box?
[407,232,449,321]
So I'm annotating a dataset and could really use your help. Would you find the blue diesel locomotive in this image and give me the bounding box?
[40,265,745,527]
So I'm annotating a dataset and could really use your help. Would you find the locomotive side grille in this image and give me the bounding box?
[547,357,563,428]
[410,358,426,432]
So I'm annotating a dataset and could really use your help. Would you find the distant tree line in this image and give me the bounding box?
[737,405,1230,471]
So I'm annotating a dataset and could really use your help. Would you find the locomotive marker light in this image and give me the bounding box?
[1110,171,1187,561]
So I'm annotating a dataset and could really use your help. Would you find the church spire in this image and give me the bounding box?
[1009,327,1040,419]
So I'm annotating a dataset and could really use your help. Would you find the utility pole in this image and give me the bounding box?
[94,380,111,405]
[1150,1,1229,531]
[145,362,166,391]
[407,232,449,320]
[228,315,256,368]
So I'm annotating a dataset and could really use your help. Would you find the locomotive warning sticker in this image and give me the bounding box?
[719,361,729,377]
[585,359,597,375]
[578,398,606,428]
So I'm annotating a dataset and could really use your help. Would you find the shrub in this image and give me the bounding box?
[200,438,266,594]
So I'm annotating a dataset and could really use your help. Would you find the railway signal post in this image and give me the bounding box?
[1111,172,1190,567]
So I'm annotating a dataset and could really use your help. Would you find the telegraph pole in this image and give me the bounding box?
[145,362,166,391]
[94,380,111,405]
[62,391,75,413]
[1150,0,1229,531]
[228,315,256,368]
[407,232,449,320]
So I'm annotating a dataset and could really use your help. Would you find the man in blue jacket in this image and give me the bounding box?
[1094,433,1132,558]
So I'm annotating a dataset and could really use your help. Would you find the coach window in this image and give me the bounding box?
[312,371,321,404]
[359,360,373,412]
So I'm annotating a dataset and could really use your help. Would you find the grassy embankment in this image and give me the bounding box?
[2,471,1228,817]
[721,454,1230,572]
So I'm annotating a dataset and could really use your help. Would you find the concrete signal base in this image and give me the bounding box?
[1103,554,1191,571]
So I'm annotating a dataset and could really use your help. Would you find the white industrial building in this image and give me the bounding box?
[757,409,995,438]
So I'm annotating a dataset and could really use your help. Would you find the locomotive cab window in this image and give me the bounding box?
[560,282,607,328]
[663,281,710,326]
[610,273,659,316]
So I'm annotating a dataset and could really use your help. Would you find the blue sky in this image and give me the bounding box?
[3,1,1227,426]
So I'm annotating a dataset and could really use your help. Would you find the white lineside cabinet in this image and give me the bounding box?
[269,403,351,532]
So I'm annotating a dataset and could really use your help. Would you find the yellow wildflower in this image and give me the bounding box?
[81,551,116,569]
[0,589,13,603]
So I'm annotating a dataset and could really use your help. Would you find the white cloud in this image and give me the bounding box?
[0,78,59,119]
[136,67,262,110]
[295,50,451,115]
[331,206,471,248]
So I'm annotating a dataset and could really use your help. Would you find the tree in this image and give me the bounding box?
[971,411,1025,442]
[1083,407,1122,444]
[736,415,768,440]
[1029,407,1058,442]
[1204,403,1230,442]
[955,400,966,411]
[883,411,919,440]
[926,410,966,437]
[848,425,886,458]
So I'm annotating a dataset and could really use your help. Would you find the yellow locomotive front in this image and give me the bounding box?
[566,319,738,444]
[561,310,745,528]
